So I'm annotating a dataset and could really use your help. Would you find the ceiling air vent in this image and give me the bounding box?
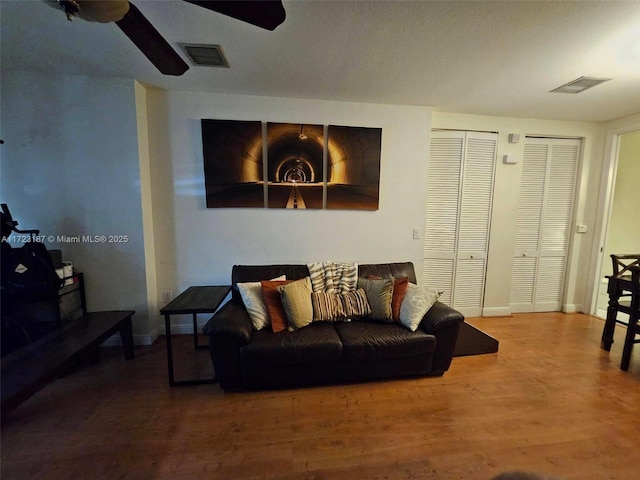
[180,44,229,68]
[551,76,611,94]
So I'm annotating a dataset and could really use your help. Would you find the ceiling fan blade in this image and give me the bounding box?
[185,0,286,31]
[115,2,189,76]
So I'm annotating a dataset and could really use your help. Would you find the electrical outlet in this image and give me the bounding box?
[163,290,173,303]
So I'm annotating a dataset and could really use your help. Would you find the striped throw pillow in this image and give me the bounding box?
[312,292,346,321]
[340,288,372,319]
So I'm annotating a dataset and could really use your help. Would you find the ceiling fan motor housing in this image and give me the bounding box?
[55,0,130,23]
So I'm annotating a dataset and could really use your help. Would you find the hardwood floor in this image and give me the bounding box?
[2,313,639,480]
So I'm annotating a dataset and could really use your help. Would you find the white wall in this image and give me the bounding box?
[136,84,177,337]
[156,91,432,296]
[0,71,151,338]
[431,112,606,315]
[605,130,640,259]
[589,113,640,316]
[595,129,640,315]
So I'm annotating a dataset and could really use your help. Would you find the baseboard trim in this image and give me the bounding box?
[101,334,152,347]
[481,306,511,317]
[100,320,205,348]
[562,304,583,314]
[168,324,200,335]
[101,328,160,347]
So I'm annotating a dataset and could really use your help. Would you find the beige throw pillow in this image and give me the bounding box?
[278,277,313,331]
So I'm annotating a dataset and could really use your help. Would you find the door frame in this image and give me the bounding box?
[588,123,640,315]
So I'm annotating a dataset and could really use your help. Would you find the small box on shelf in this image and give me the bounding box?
[58,273,86,322]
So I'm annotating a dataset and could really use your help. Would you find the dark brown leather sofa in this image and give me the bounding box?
[203,262,464,391]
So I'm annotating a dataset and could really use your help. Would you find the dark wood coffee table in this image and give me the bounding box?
[160,286,231,386]
[1,310,135,417]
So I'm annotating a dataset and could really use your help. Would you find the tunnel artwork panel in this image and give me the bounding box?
[266,123,324,209]
[201,119,265,208]
[326,125,382,211]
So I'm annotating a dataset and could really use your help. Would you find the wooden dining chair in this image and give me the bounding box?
[612,254,639,321]
[611,254,640,277]
[601,254,640,351]
[620,264,640,371]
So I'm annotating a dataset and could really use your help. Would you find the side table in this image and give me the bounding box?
[160,285,231,386]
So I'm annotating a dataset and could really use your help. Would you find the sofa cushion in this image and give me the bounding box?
[242,322,343,367]
[335,321,436,361]
[358,262,417,283]
[232,265,310,301]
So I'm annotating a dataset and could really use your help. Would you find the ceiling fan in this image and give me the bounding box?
[44,0,286,76]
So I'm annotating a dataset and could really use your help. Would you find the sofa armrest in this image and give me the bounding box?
[419,301,464,375]
[202,300,253,345]
[419,301,464,334]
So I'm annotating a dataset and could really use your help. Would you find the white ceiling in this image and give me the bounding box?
[2,0,640,122]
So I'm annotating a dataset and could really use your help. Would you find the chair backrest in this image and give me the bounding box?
[611,254,640,277]
[631,265,640,315]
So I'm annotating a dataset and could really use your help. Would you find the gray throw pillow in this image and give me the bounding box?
[357,277,394,323]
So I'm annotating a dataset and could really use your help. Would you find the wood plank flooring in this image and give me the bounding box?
[2,313,639,480]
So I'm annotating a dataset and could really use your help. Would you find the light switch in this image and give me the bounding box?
[413,228,420,240]
[503,154,519,164]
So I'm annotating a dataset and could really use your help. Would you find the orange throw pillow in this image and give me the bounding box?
[261,280,294,333]
[390,277,409,323]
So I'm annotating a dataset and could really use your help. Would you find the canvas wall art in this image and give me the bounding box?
[326,125,382,210]
[266,123,324,209]
[201,119,382,210]
[201,119,264,208]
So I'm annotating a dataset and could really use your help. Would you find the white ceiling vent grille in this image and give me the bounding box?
[551,76,611,94]
[180,44,229,68]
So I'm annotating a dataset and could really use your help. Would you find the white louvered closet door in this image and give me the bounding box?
[510,137,580,312]
[423,131,497,317]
